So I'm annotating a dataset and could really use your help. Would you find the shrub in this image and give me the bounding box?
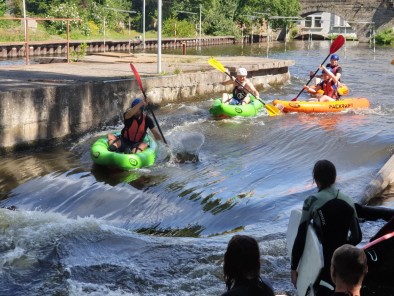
[375,28,394,45]
[163,17,196,38]
[70,42,87,62]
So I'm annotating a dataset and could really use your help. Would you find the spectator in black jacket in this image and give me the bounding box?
[222,235,275,296]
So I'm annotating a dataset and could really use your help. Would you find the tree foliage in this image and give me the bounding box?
[4,0,301,37]
[375,28,394,45]
[0,0,6,16]
[163,17,196,38]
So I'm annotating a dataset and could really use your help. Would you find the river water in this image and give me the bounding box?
[0,40,393,296]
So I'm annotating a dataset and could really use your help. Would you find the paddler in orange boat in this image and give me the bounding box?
[310,54,343,86]
[303,65,340,102]
[309,54,348,97]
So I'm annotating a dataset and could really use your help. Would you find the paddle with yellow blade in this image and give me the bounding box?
[208,58,281,116]
[291,34,345,101]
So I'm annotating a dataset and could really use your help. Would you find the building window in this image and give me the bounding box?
[305,17,312,28]
[314,17,322,28]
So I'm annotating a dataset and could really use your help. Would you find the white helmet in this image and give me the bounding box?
[236,67,247,76]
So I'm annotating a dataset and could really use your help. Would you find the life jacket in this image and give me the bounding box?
[330,65,339,75]
[321,80,339,100]
[122,114,146,143]
[326,64,340,79]
[232,85,247,103]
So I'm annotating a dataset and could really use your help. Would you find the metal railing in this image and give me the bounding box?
[0,17,80,65]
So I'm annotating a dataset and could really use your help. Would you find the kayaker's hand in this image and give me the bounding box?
[304,85,316,94]
[291,269,298,288]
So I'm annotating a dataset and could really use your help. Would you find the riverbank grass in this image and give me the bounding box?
[0,20,157,42]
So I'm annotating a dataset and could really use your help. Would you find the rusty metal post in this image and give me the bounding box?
[25,18,29,65]
[67,20,70,63]
[182,42,186,55]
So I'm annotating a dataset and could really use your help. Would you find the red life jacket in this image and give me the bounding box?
[122,114,146,143]
[321,80,339,100]
[331,65,339,75]
[329,65,343,83]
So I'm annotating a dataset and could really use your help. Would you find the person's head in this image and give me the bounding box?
[321,68,332,80]
[131,98,145,113]
[331,244,368,287]
[223,235,260,289]
[312,159,336,190]
[236,68,247,80]
[330,54,339,65]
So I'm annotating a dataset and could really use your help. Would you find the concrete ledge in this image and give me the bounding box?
[0,54,294,150]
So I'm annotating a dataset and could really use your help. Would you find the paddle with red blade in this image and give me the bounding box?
[130,63,167,144]
[291,35,345,101]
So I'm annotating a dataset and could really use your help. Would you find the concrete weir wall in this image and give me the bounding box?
[0,62,291,151]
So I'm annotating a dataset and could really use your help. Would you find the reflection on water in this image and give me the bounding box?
[295,112,370,132]
[0,57,40,66]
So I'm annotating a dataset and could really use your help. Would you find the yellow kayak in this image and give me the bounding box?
[273,97,370,113]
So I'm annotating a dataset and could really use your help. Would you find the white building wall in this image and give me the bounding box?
[297,12,356,39]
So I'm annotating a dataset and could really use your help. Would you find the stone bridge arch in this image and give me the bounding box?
[299,0,394,42]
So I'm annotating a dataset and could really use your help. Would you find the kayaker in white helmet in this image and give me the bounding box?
[221,67,260,105]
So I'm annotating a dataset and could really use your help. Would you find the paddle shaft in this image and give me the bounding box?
[130,64,167,144]
[141,88,167,144]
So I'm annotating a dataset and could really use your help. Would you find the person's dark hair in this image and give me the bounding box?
[313,159,336,190]
[223,235,260,290]
[331,244,368,286]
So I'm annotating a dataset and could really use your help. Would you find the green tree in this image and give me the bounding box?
[0,0,6,16]
[202,0,239,36]
[235,0,301,29]
[130,0,159,31]
[25,0,57,16]
[45,1,89,35]
[163,17,196,37]
[3,0,302,40]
